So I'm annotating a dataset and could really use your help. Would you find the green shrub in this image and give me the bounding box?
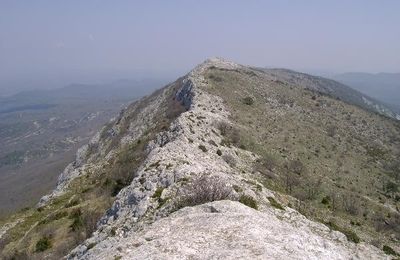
[217,122,241,147]
[157,197,168,208]
[69,208,84,232]
[148,160,161,168]
[242,97,254,105]
[325,221,360,243]
[239,195,258,210]
[208,140,218,147]
[35,236,52,252]
[111,179,127,196]
[321,196,330,205]
[152,187,164,200]
[384,181,398,193]
[232,185,243,193]
[87,242,96,250]
[198,145,208,152]
[65,197,80,208]
[110,227,117,236]
[216,149,222,156]
[383,245,398,256]
[344,230,360,244]
[267,197,284,210]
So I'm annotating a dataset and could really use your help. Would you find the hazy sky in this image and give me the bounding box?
[1,0,399,93]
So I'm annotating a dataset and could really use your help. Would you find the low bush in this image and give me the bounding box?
[208,140,218,147]
[87,242,96,250]
[383,245,398,256]
[152,187,164,200]
[242,97,254,105]
[267,197,284,210]
[232,185,243,193]
[65,197,80,208]
[35,236,52,252]
[254,154,277,174]
[174,175,232,210]
[216,122,241,147]
[325,221,360,243]
[222,154,236,167]
[239,195,258,210]
[69,208,84,232]
[111,179,128,196]
[321,196,330,205]
[198,145,208,152]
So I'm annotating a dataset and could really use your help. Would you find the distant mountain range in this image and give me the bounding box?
[332,72,400,112]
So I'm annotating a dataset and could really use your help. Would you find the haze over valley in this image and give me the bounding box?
[0,79,164,216]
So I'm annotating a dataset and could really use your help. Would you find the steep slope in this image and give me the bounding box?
[1,58,399,259]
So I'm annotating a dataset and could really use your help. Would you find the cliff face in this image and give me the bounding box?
[2,58,399,259]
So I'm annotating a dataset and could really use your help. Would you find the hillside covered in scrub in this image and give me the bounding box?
[1,58,399,259]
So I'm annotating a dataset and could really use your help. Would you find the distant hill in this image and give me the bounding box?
[332,72,400,112]
[0,79,165,113]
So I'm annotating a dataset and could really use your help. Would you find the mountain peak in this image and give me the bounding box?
[193,57,240,71]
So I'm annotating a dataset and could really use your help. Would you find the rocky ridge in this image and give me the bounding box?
[42,58,389,259]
